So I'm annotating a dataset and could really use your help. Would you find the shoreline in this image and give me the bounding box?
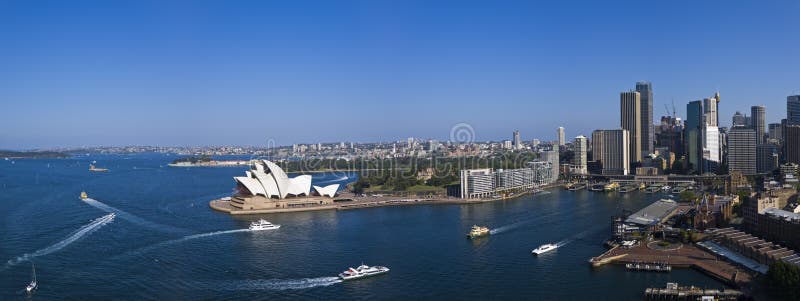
[208,183,559,215]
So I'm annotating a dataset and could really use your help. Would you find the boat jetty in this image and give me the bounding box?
[644,282,744,301]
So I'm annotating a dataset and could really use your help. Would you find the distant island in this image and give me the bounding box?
[0,150,70,159]
[168,156,249,167]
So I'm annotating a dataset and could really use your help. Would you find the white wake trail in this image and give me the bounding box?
[82,198,187,234]
[223,277,342,290]
[4,213,115,268]
[125,229,252,257]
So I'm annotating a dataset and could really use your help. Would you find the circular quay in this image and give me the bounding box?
[2,1,800,300]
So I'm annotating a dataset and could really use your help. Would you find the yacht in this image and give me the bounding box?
[89,165,109,172]
[249,219,280,231]
[338,264,390,281]
[466,225,490,239]
[532,243,559,255]
[661,185,672,191]
[25,263,37,293]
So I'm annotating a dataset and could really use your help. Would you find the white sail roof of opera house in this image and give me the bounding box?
[234,160,338,199]
[313,184,340,198]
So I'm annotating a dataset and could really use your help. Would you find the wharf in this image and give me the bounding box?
[589,242,753,286]
[644,283,744,300]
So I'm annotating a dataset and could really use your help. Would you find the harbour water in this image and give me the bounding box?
[0,153,728,300]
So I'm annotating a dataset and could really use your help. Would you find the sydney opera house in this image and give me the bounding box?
[227,160,341,210]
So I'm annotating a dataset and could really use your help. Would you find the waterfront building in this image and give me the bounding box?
[785,125,800,164]
[230,160,340,210]
[540,148,560,183]
[557,127,565,146]
[527,161,554,186]
[727,126,757,175]
[592,129,630,175]
[636,81,654,157]
[788,95,800,125]
[708,228,800,269]
[625,199,678,229]
[751,105,766,144]
[757,144,779,174]
[573,135,587,174]
[459,169,494,199]
[621,91,642,162]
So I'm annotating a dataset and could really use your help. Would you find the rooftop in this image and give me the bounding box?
[626,199,678,226]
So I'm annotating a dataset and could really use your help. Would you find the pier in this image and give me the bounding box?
[625,262,672,272]
[644,282,744,300]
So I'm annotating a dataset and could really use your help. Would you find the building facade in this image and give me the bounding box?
[751,105,766,144]
[636,81,654,157]
[557,127,565,146]
[593,129,631,175]
[573,135,587,174]
[621,91,642,162]
[728,126,757,175]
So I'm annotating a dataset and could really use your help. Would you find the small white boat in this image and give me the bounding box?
[25,263,37,293]
[661,185,672,191]
[338,264,390,281]
[532,243,559,255]
[249,219,280,231]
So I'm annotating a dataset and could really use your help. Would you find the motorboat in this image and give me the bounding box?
[338,264,389,281]
[532,243,559,255]
[249,219,280,231]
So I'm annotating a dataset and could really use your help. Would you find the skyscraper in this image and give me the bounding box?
[703,95,719,127]
[636,81,653,157]
[728,126,756,175]
[541,148,559,183]
[751,105,766,144]
[593,129,630,175]
[557,127,565,146]
[787,95,800,125]
[732,111,748,127]
[785,125,800,164]
[757,144,778,174]
[620,91,642,162]
[573,136,587,174]
[768,123,782,142]
[513,130,522,150]
[686,100,703,173]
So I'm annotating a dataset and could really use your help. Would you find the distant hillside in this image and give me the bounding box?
[0,150,71,158]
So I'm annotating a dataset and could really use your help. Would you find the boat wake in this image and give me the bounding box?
[554,228,604,248]
[490,219,536,235]
[316,175,350,184]
[82,198,187,235]
[220,276,342,291]
[3,213,115,269]
[124,229,252,257]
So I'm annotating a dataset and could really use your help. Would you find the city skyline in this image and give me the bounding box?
[2,1,800,148]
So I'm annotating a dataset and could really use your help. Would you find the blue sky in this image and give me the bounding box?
[1,0,799,149]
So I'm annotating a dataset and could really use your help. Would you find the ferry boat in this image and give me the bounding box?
[466,225,490,239]
[249,219,280,231]
[532,243,558,255]
[338,264,390,281]
[80,191,88,200]
[89,165,109,172]
[25,263,37,293]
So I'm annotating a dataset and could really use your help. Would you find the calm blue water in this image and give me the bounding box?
[0,154,728,300]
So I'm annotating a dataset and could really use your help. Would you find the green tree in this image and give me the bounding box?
[678,190,695,202]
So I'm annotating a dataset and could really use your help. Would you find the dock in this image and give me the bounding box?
[644,282,744,300]
[625,262,672,272]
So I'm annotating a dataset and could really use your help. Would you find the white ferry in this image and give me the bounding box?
[338,264,390,281]
[532,243,559,255]
[249,219,280,231]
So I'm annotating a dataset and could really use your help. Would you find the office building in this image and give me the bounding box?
[557,127,565,146]
[785,125,800,165]
[751,105,766,144]
[636,81,654,157]
[540,148,560,183]
[732,111,748,127]
[686,100,703,173]
[621,91,642,162]
[573,135,587,174]
[769,123,782,142]
[757,144,779,174]
[727,126,756,175]
[788,95,800,125]
[593,129,631,175]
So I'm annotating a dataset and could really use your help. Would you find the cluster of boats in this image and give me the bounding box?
[467,225,559,255]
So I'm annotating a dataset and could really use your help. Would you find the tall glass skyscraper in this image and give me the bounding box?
[751,105,766,144]
[635,81,653,157]
[788,95,800,125]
